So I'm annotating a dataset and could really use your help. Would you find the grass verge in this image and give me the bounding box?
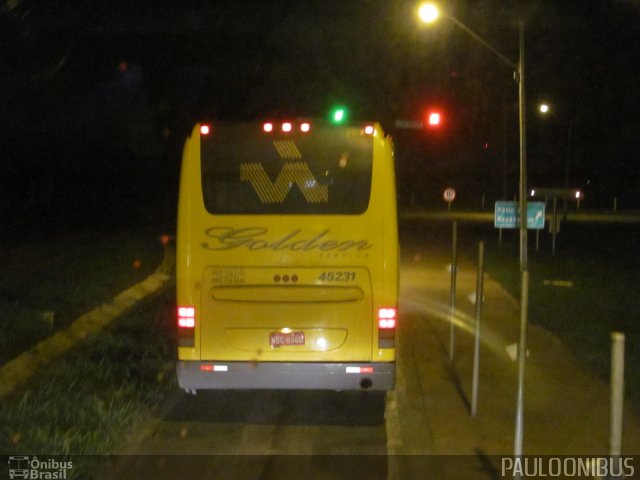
[0,287,177,478]
[0,227,165,365]
[483,222,640,410]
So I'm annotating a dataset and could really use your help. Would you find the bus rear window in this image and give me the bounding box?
[201,123,373,215]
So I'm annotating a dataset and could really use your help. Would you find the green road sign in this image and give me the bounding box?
[494,201,545,229]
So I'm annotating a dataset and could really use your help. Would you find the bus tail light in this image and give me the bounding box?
[178,306,195,328]
[200,124,212,136]
[378,307,396,348]
[378,307,397,329]
[177,306,195,347]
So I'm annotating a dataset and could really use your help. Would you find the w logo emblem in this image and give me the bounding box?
[240,162,329,204]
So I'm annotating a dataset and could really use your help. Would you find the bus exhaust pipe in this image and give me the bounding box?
[360,378,373,390]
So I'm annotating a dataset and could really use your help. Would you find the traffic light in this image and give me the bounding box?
[426,109,442,129]
[329,105,348,124]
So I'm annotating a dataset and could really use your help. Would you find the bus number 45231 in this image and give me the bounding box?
[318,271,356,282]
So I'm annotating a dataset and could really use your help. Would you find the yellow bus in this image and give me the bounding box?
[176,119,398,392]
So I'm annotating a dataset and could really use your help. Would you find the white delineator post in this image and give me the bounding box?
[610,332,625,457]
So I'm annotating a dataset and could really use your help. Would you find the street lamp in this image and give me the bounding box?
[418,3,439,23]
[418,2,529,463]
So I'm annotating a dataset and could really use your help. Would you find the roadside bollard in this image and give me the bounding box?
[449,221,458,361]
[471,241,484,417]
[610,332,625,458]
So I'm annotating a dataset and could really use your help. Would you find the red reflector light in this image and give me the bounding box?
[282,122,292,132]
[378,307,397,329]
[200,364,228,372]
[200,124,211,135]
[178,306,195,328]
[428,112,441,127]
[263,122,273,133]
[346,366,375,374]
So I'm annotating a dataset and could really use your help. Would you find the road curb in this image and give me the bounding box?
[0,240,175,399]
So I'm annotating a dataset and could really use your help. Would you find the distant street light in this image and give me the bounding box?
[539,103,550,114]
[418,2,530,467]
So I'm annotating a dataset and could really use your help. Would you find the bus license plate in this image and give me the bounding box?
[269,331,305,347]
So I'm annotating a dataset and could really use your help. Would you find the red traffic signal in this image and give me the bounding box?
[426,110,442,129]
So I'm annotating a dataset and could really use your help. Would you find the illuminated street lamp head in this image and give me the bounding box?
[539,103,550,114]
[418,3,440,23]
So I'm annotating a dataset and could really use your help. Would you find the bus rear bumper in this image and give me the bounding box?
[177,361,395,392]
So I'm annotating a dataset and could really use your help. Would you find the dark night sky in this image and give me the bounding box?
[1,0,640,213]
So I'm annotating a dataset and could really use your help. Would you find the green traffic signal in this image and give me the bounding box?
[329,105,348,124]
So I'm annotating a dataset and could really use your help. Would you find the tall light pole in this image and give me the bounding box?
[517,21,528,273]
[418,2,529,464]
[418,3,528,272]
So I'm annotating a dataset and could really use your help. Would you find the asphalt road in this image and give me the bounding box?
[93,219,640,480]
[96,388,389,479]
[93,231,498,480]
